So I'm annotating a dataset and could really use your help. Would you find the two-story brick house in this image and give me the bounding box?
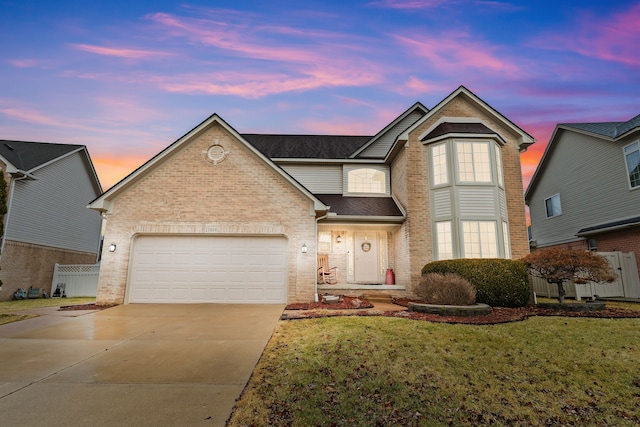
[89,86,534,305]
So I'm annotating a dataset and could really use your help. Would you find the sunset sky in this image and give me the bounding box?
[1,0,638,191]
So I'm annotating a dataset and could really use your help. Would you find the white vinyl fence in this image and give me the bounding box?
[51,263,101,297]
[532,251,640,300]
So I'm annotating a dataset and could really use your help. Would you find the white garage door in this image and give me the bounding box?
[129,235,288,303]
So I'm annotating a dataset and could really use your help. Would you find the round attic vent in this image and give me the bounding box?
[205,144,227,164]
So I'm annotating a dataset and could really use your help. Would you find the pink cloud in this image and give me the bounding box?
[333,96,377,108]
[0,108,60,127]
[369,0,449,9]
[393,33,520,75]
[370,0,521,11]
[148,13,320,63]
[531,4,640,67]
[154,66,382,98]
[0,104,156,139]
[8,59,39,68]
[402,76,439,94]
[70,44,174,59]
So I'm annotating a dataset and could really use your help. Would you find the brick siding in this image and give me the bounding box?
[0,240,96,301]
[395,96,530,298]
[96,123,317,305]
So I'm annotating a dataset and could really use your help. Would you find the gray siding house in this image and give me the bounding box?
[525,114,640,283]
[0,140,103,300]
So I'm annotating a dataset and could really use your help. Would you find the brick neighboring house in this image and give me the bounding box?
[525,114,640,286]
[89,86,534,305]
[0,140,103,300]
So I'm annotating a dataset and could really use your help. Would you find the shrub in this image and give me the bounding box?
[421,258,530,307]
[416,272,476,305]
[522,248,616,303]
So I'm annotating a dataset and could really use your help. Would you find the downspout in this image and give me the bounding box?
[314,212,329,302]
[0,171,36,262]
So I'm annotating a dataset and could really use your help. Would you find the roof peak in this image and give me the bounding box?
[561,113,640,139]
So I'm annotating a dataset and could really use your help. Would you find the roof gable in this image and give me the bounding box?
[562,113,640,139]
[398,86,535,151]
[0,140,83,172]
[88,114,328,213]
[526,112,640,200]
[351,102,429,159]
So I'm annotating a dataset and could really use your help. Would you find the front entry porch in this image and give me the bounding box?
[318,282,406,295]
[316,224,408,298]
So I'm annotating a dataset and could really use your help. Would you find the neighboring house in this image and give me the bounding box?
[89,86,534,305]
[525,114,640,285]
[0,140,103,300]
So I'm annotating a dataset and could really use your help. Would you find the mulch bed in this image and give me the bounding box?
[283,297,640,324]
[58,303,117,311]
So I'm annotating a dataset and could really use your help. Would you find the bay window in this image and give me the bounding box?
[429,137,510,260]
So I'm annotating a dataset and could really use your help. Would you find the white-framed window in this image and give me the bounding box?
[461,221,498,258]
[347,168,386,194]
[502,221,511,259]
[435,221,453,260]
[456,141,491,183]
[431,143,449,186]
[545,194,562,218]
[624,141,640,189]
[318,231,331,253]
[495,146,504,187]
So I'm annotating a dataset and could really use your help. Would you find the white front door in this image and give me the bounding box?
[354,232,380,283]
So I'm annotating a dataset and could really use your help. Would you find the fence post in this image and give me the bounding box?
[51,263,60,294]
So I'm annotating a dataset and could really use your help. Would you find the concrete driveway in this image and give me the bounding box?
[0,303,284,427]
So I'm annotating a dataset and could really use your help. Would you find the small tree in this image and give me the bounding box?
[522,248,616,303]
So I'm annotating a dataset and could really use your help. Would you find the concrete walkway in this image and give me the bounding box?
[0,304,284,427]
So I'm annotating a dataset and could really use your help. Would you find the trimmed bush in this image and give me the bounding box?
[416,273,476,305]
[421,259,530,307]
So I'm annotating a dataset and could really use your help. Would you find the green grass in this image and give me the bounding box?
[0,297,96,324]
[229,316,640,426]
[0,313,38,325]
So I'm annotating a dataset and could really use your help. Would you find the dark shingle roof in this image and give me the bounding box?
[422,122,498,141]
[0,140,82,171]
[241,134,372,159]
[562,113,640,139]
[315,194,403,217]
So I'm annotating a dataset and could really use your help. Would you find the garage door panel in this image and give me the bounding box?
[129,236,288,303]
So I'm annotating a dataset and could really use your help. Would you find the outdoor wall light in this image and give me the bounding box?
[301,243,308,254]
[336,235,342,243]
[108,243,117,252]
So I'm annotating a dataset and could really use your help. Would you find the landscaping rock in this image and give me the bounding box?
[408,302,491,317]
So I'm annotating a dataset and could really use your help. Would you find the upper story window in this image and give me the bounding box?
[625,141,640,189]
[347,168,386,194]
[495,146,504,187]
[431,143,449,186]
[545,194,562,218]
[456,142,491,183]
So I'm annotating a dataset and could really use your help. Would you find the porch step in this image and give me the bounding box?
[363,293,393,304]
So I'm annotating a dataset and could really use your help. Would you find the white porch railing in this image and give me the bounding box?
[51,263,101,297]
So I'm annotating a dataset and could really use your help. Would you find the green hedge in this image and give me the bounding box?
[421,259,530,307]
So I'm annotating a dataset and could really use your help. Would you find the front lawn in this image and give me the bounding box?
[228,315,640,426]
[0,297,96,325]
